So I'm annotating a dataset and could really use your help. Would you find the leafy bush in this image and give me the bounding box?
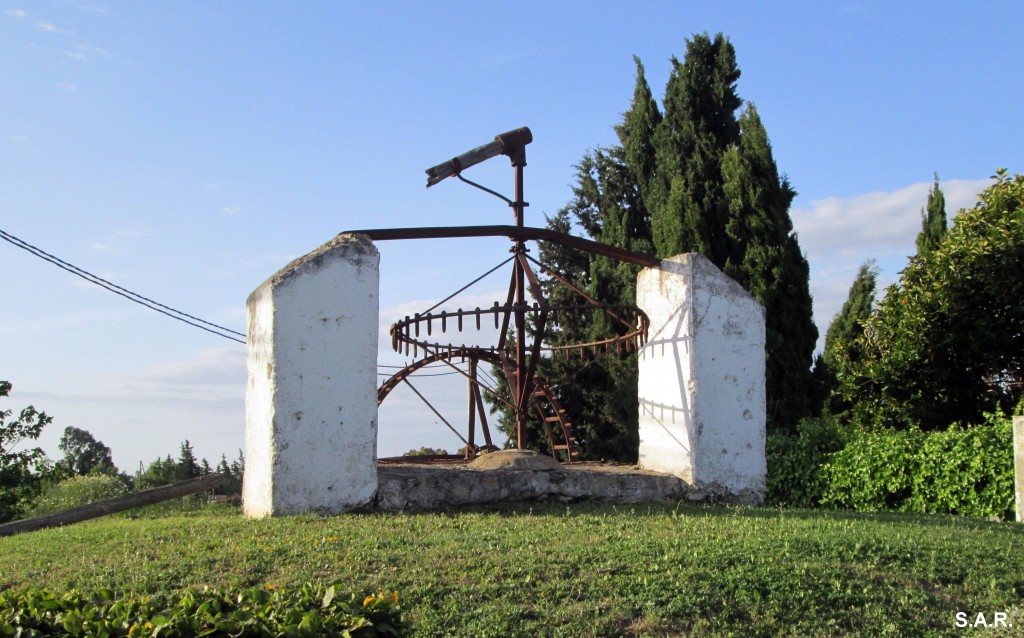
[834,171,1024,430]
[30,474,128,517]
[766,415,846,507]
[820,428,922,512]
[0,380,53,523]
[0,584,408,637]
[822,411,1015,519]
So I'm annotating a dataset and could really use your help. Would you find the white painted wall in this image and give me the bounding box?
[243,233,380,517]
[637,254,766,500]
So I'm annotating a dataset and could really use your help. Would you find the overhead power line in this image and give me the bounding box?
[0,227,246,344]
[1,227,507,384]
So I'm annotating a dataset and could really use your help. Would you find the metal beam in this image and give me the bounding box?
[346,225,662,269]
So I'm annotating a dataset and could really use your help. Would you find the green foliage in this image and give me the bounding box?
[915,173,948,255]
[822,260,879,371]
[136,455,181,490]
[2,506,1023,636]
[821,428,922,512]
[0,381,53,523]
[30,474,128,517]
[813,260,879,411]
[0,584,408,637]
[213,450,245,496]
[822,411,1015,519]
[766,415,847,508]
[136,442,238,493]
[56,426,116,478]
[512,33,818,454]
[401,447,449,457]
[649,33,741,263]
[720,105,817,428]
[176,440,201,481]
[836,170,1024,430]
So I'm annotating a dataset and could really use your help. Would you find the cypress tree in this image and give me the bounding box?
[650,33,741,263]
[618,56,661,215]
[915,174,947,255]
[822,260,879,370]
[721,104,817,428]
[497,33,818,453]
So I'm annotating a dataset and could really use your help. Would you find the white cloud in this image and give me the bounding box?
[794,177,992,348]
[91,242,112,252]
[35,19,59,32]
[20,348,247,470]
[101,347,245,405]
[221,206,243,215]
[6,9,28,19]
[64,44,112,61]
[55,82,77,91]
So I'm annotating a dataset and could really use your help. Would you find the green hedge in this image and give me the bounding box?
[0,584,409,637]
[30,475,128,517]
[821,411,1015,520]
[768,411,1015,520]
[766,415,846,508]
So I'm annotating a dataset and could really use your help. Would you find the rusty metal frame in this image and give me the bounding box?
[359,126,654,462]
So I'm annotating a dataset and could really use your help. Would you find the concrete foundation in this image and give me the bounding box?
[374,458,760,512]
[243,233,380,517]
[1015,416,1023,523]
[636,254,766,503]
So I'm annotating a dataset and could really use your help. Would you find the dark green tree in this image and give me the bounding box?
[539,146,652,461]
[492,33,817,453]
[56,426,116,477]
[229,449,244,479]
[492,147,650,461]
[139,455,178,489]
[835,170,1024,430]
[176,440,201,480]
[822,260,879,371]
[915,174,948,255]
[720,104,817,427]
[0,381,52,522]
[650,33,742,264]
[402,447,450,456]
[811,260,879,412]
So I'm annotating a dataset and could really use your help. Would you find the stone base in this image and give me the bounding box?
[372,462,763,512]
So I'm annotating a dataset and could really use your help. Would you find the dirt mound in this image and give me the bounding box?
[468,450,562,471]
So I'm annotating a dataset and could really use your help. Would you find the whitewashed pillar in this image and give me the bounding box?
[636,254,766,503]
[243,233,379,517]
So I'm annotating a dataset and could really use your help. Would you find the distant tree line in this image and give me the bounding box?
[0,390,244,523]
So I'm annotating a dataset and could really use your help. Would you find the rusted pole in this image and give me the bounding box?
[512,156,528,450]
[467,358,477,458]
[0,473,222,537]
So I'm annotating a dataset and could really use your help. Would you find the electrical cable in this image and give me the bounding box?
[0,227,245,344]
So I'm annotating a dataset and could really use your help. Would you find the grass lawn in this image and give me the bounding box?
[1,501,1022,637]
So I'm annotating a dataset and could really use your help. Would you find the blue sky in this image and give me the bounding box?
[2,2,1022,471]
